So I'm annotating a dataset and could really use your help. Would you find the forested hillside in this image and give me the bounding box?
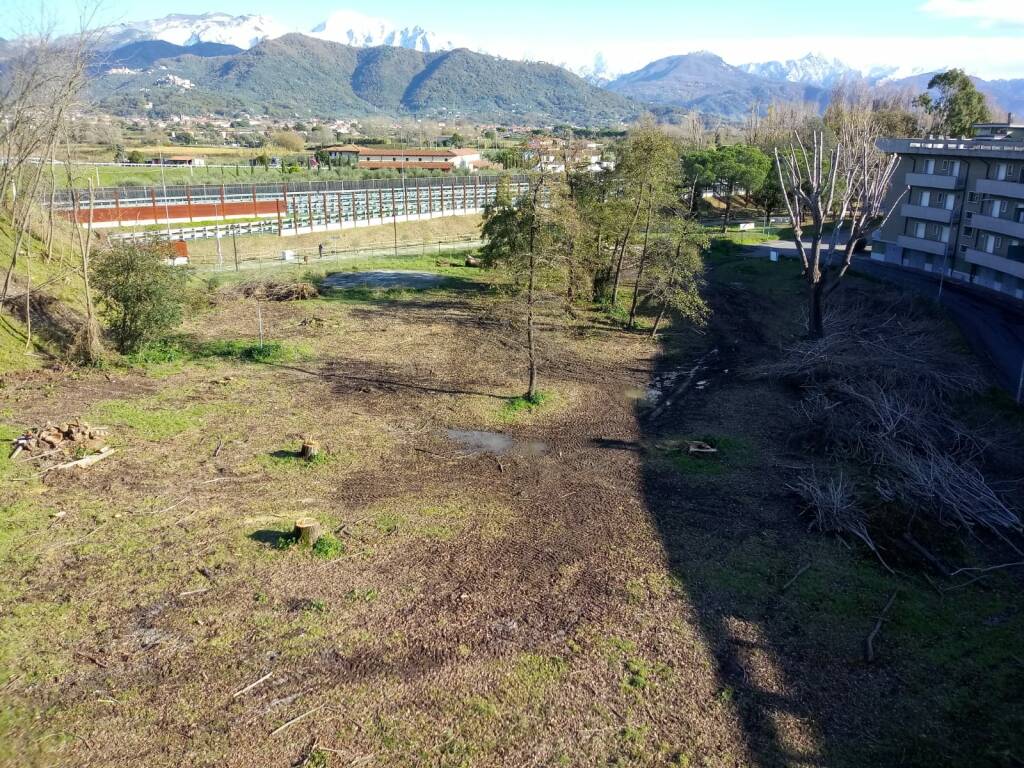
[91,34,637,123]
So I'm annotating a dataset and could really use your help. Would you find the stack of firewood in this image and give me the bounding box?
[9,420,109,462]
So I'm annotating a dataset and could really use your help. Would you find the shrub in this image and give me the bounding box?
[92,242,190,354]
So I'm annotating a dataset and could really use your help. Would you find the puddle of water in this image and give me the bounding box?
[322,270,447,290]
[445,429,548,456]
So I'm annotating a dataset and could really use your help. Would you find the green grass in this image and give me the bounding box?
[312,533,345,559]
[499,391,549,421]
[258,442,339,473]
[88,399,212,440]
[130,336,313,368]
[666,435,755,477]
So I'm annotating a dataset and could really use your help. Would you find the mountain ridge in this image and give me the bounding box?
[90,33,637,123]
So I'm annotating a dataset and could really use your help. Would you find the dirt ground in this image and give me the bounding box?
[1,255,1022,767]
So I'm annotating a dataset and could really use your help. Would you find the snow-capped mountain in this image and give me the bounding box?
[310,10,454,52]
[572,52,618,87]
[93,11,455,54]
[99,13,289,50]
[739,53,860,88]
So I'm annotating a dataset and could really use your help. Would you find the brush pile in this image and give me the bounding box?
[755,297,1022,566]
[233,280,318,301]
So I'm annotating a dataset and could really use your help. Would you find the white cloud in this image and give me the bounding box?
[920,0,1024,26]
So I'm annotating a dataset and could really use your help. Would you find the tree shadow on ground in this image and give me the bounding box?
[635,275,838,767]
[248,528,293,548]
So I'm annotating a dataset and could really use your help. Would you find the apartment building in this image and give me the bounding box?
[873,119,1024,300]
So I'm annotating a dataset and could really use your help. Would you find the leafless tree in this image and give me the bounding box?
[0,13,101,360]
[774,126,903,337]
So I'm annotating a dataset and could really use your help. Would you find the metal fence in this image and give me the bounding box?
[50,174,531,210]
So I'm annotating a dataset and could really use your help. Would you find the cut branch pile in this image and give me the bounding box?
[757,296,1021,562]
[233,280,319,302]
[9,420,109,461]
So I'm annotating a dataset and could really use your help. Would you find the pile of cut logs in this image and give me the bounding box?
[9,420,115,470]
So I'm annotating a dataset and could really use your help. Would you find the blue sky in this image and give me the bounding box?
[15,0,1024,78]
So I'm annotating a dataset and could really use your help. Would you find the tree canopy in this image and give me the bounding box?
[915,69,990,138]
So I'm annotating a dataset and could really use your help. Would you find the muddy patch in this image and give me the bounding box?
[321,270,448,290]
[445,429,548,456]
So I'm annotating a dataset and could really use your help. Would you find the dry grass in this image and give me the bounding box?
[1,256,1022,767]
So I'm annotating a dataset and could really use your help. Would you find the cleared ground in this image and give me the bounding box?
[1,253,1022,767]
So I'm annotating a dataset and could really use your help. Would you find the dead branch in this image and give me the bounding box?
[864,590,899,663]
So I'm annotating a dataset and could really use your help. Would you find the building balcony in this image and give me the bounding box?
[970,214,1024,240]
[897,234,949,257]
[906,172,960,190]
[901,203,953,224]
[963,248,1024,280]
[975,179,1024,199]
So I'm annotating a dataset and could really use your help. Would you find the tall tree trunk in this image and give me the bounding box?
[24,236,32,352]
[628,188,654,328]
[612,188,645,304]
[525,181,542,400]
[46,162,57,262]
[650,302,668,339]
[809,278,825,339]
[722,181,734,232]
[526,245,538,400]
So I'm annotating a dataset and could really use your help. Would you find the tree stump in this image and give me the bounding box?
[299,439,320,461]
[293,517,322,548]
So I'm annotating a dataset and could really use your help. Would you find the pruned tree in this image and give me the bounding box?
[774,127,903,338]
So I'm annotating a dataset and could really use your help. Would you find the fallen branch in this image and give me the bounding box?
[74,649,108,668]
[47,447,115,472]
[864,590,899,663]
[270,703,325,736]
[781,563,811,592]
[232,671,273,698]
[949,561,1024,577]
[902,532,951,578]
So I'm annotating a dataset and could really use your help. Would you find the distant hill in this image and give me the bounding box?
[89,33,637,123]
[606,52,828,117]
[97,40,242,71]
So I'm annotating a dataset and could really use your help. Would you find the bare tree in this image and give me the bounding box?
[0,15,100,359]
[775,126,903,338]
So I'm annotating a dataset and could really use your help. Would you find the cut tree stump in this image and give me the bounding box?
[299,439,320,461]
[293,517,322,548]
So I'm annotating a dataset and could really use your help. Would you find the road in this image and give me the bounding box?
[746,240,1024,396]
